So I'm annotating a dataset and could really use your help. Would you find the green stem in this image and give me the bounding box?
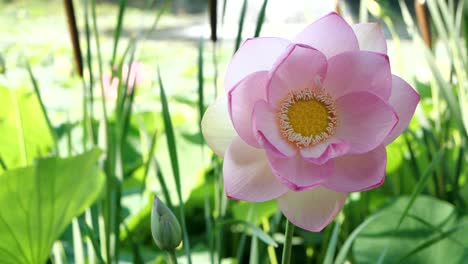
[166,250,178,264]
[281,219,295,264]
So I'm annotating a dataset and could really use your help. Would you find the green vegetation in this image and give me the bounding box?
[0,0,467,263]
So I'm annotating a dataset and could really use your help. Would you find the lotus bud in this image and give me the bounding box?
[367,0,383,18]
[151,196,182,251]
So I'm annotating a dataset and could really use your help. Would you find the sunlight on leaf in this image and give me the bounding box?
[0,148,104,263]
[0,86,53,168]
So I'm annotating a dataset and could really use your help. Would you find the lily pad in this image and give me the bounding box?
[353,195,468,264]
[0,148,104,264]
[0,86,53,168]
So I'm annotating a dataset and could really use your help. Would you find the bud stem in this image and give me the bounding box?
[281,219,295,264]
[166,250,178,264]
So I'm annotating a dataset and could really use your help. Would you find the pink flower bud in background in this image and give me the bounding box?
[101,62,151,100]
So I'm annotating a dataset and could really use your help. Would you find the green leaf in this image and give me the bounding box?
[353,196,468,264]
[219,219,278,247]
[397,221,468,263]
[197,37,205,130]
[221,0,228,25]
[334,212,385,264]
[254,0,269,37]
[0,148,104,264]
[0,86,53,168]
[234,0,248,53]
[0,155,6,171]
[111,0,128,66]
[395,149,444,229]
[324,220,340,264]
[232,200,277,225]
[81,221,105,264]
[157,68,192,263]
[26,62,59,155]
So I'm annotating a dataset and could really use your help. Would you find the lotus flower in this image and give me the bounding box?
[102,62,151,100]
[201,13,419,231]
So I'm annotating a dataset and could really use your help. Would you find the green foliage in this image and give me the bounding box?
[158,68,193,263]
[0,86,53,168]
[234,0,248,53]
[219,220,277,247]
[1,0,468,263]
[0,148,104,263]
[353,196,468,264]
[232,201,277,225]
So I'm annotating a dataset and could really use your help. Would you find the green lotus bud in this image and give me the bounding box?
[151,196,182,251]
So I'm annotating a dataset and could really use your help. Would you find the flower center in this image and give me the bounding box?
[278,88,337,148]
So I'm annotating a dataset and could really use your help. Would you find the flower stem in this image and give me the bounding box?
[166,250,178,264]
[281,219,295,264]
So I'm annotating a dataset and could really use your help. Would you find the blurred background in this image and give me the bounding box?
[0,0,467,263]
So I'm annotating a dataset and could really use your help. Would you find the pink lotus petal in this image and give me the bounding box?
[253,100,297,157]
[201,96,237,157]
[228,71,268,147]
[266,152,333,191]
[323,145,387,192]
[102,62,151,101]
[224,37,290,92]
[123,62,151,87]
[134,62,152,85]
[335,92,397,154]
[384,75,420,145]
[294,12,359,58]
[122,64,142,89]
[300,138,350,165]
[323,51,392,100]
[352,23,387,54]
[267,44,328,108]
[224,137,289,202]
[278,186,347,232]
